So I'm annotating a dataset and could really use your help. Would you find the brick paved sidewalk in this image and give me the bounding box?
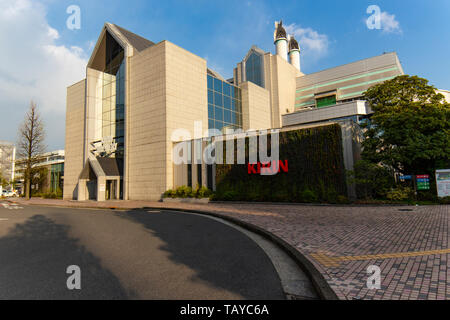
[9,198,450,300]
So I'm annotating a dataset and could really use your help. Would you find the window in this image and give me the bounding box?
[316,95,336,108]
[197,164,202,187]
[100,31,125,159]
[245,51,264,88]
[207,74,243,136]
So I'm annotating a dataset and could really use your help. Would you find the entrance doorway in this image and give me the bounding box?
[106,180,117,200]
[87,180,97,200]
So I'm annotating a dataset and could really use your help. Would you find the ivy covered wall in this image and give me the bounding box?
[215,124,347,202]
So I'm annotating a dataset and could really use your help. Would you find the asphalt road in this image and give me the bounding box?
[0,201,285,300]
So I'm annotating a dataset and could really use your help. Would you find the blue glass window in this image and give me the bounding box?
[208,90,214,104]
[214,106,223,121]
[215,121,223,131]
[224,109,232,123]
[207,75,214,90]
[208,104,214,119]
[214,92,223,107]
[213,78,222,93]
[245,52,264,88]
[223,83,231,96]
[207,74,243,134]
[231,112,236,123]
[223,96,231,110]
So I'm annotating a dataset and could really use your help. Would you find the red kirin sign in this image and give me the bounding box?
[248,160,288,175]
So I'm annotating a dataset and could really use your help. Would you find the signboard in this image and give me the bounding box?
[99,184,106,192]
[436,169,450,198]
[399,175,412,180]
[416,175,430,191]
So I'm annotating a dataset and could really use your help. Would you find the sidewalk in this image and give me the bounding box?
[10,197,450,300]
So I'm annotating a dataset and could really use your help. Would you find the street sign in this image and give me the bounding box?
[400,175,412,180]
[436,169,450,198]
[416,174,430,190]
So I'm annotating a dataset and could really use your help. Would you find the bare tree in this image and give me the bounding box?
[17,101,46,199]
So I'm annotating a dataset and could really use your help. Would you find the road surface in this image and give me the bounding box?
[0,201,286,300]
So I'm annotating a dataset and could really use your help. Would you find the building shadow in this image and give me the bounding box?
[0,215,131,300]
[116,209,285,300]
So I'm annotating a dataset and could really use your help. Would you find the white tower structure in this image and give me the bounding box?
[274,20,288,61]
[288,35,301,72]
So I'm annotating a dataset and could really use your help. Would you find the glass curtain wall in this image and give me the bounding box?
[207,74,243,135]
[245,51,264,88]
[102,32,125,158]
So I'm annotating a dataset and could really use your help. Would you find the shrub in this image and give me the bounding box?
[163,186,213,199]
[299,188,318,203]
[386,187,413,201]
[336,195,350,204]
[43,193,57,199]
[194,186,212,199]
[438,196,450,205]
[347,160,395,200]
[163,189,176,198]
[175,186,192,198]
[222,191,239,201]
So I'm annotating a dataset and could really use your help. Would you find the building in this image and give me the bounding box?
[15,150,65,195]
[0,141,16,192]
[438,89,450,102]
[65,21,414,202]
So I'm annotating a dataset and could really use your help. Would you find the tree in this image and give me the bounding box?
[362,75,450,176]
[17,101,46,199]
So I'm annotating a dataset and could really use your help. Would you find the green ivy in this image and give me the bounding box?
[215,124,347,203]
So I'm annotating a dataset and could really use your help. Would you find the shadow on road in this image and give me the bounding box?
[117,209,285,300]
[0,215,131,299]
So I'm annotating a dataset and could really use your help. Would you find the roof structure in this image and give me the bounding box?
[112,24,155,52]
[274,20,287,40]
[289,36,300,51]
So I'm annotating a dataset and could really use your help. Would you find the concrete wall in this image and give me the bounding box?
[240,81,271,131]
[127,41,207,200]
[127,41,167,200]
[264,53,299,128]
[64,79,86,200]
[282,100,369,127]
[165,41,208,192]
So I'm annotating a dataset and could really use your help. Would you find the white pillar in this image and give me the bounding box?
[275,38,288,61]
[289,49,301,72]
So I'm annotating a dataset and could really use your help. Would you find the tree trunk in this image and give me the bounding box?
[25,169,31,199]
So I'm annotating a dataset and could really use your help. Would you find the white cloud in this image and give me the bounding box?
[0,0,87,150]
[285,24,329,57]
[380,11,402,34]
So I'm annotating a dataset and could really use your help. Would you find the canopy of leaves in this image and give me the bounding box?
[362,75,450,175]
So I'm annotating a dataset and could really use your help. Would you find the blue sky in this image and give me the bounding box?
[1,0,449,150]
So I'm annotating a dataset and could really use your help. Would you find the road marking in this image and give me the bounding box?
[1,203,23,210]
[311,248,450,267]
